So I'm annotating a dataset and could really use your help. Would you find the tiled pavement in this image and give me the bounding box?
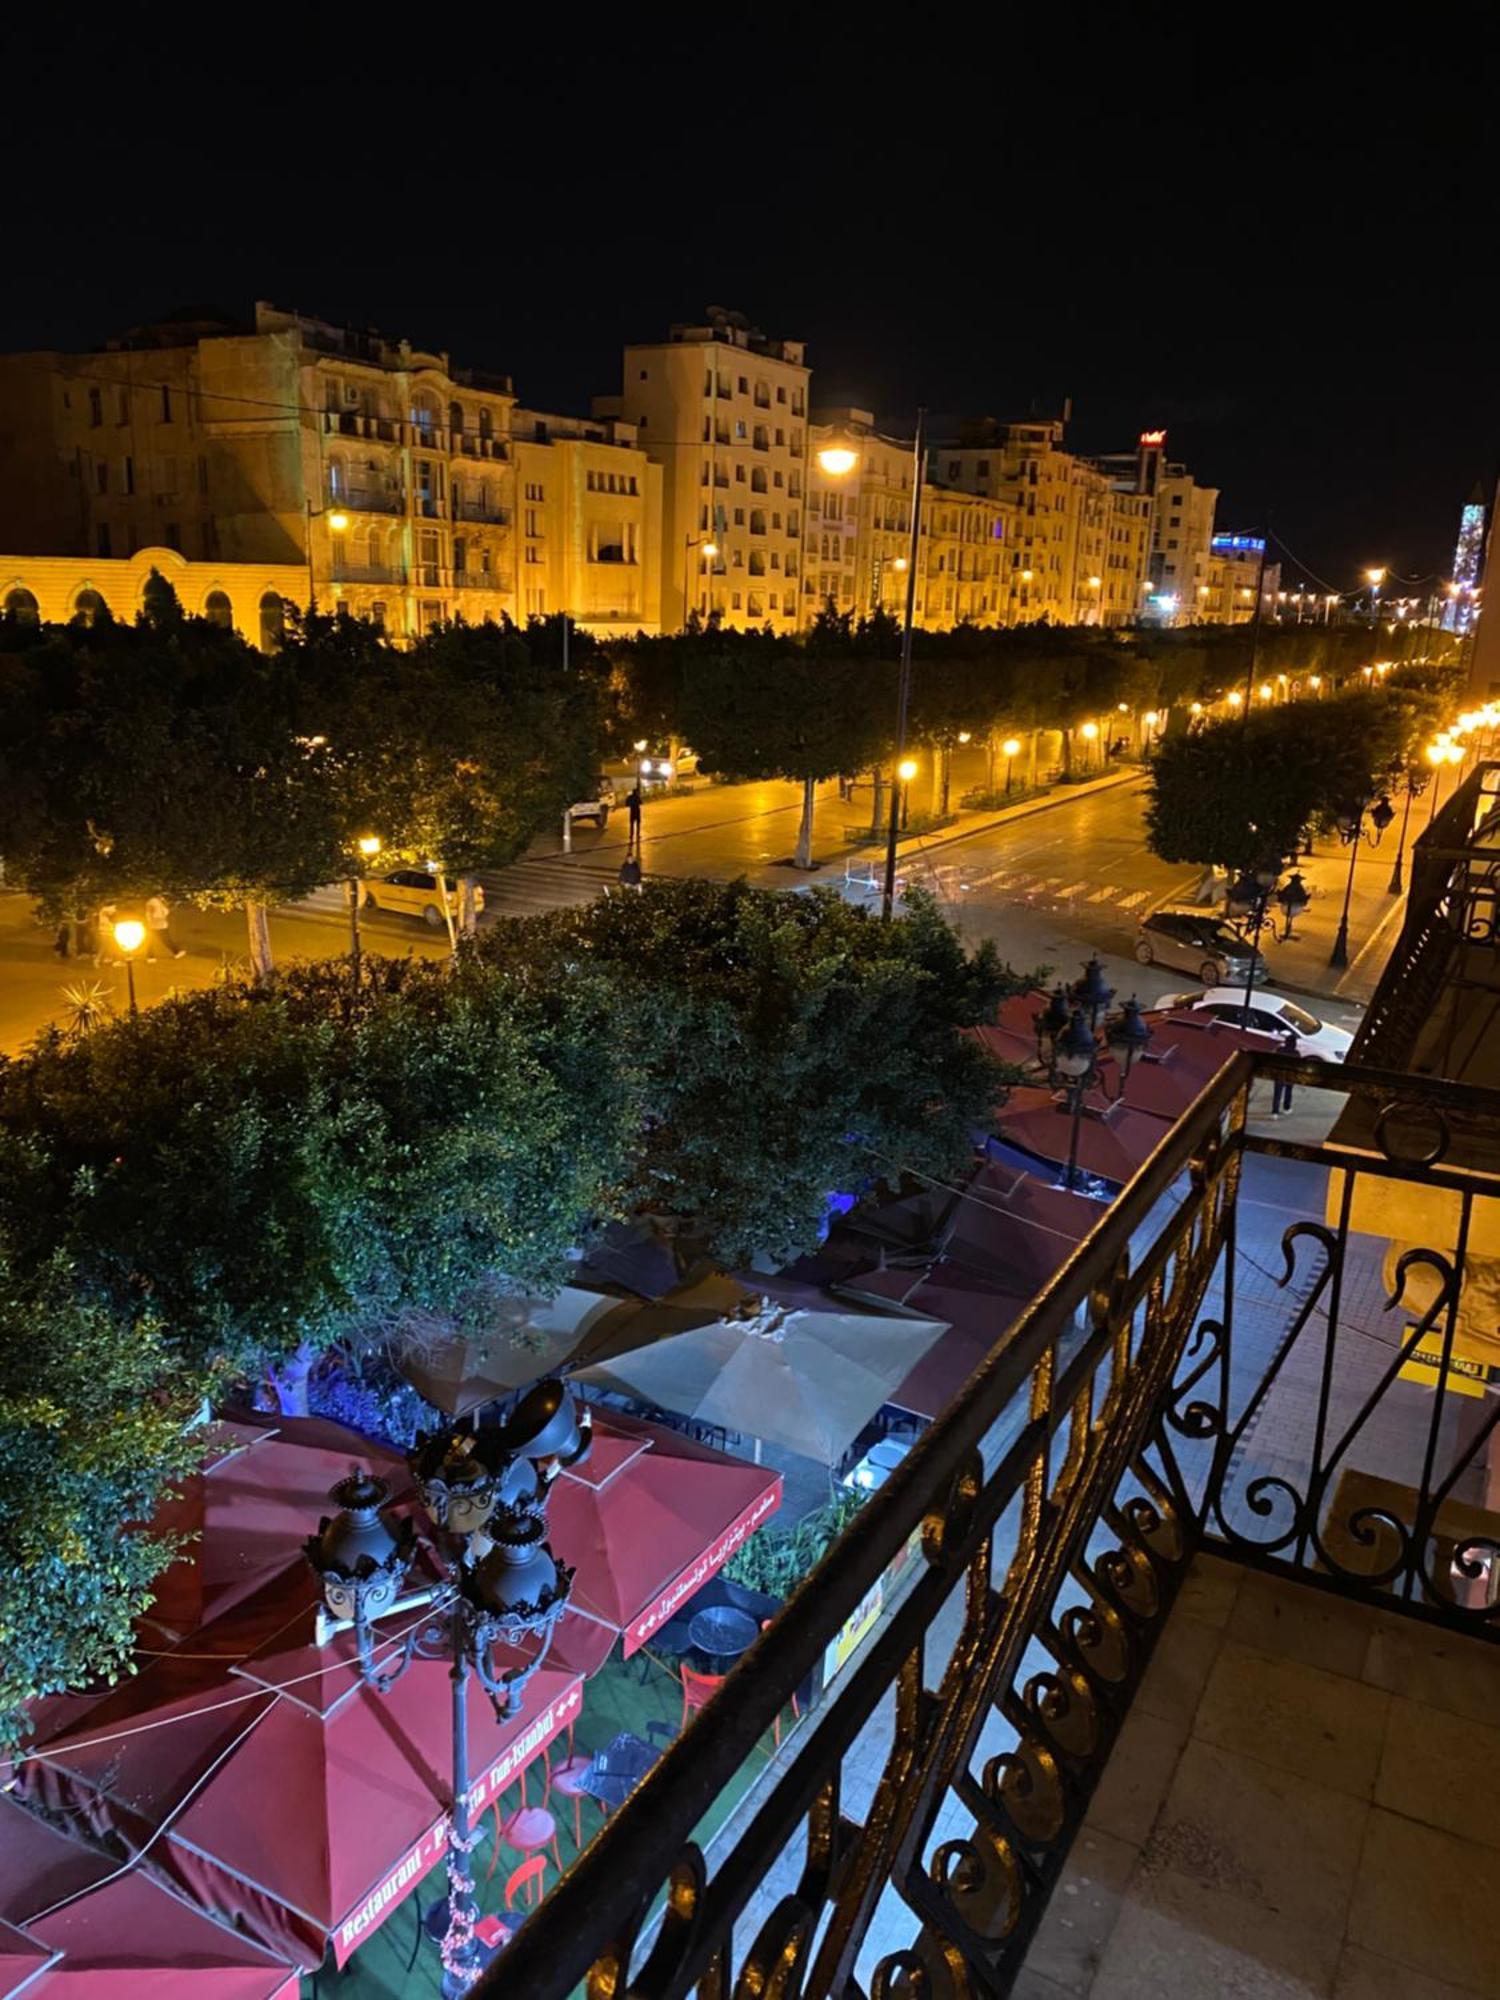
[1017,1556,1500,1998]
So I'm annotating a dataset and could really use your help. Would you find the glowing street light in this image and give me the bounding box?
[326,511,350,533]
[357,835,382,860]
[113,917,146,1018]
[349,835,384,973]
[1227,690,1244,708]
[1257,682,1273,701]
[816,444,859,478]
[1002,735,1021,794]
[896,756,919,835]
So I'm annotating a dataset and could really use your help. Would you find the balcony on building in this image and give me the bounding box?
[341,486,405,516]
[451,496,510,525]
[330,562,406,586]
[452,568,508,591]
[486,762,1500,2000]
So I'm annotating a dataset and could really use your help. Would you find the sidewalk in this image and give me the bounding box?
[1243,832,1407,1007]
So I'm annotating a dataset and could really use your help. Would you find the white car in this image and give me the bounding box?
[1158,988,1354,1062]
[567,778,617,826]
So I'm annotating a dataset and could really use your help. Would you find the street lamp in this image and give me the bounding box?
[682,534,719,627]
[1227,860,1280,1019]
[816,444,859,478]
[1226,690,1243,710]
[113,917,145,1018]
[1069,953,1115,1030]
[1365,565,1386,628]
[304,1382,588,1995]
[1080,719,1100,772]
[868,413,928,920]
[1386,764,1426,895]
[1002,736,1021,795]
[1033,976,1152,1193]
[1328,795,1390,969]
[349,834,382,974]
[897,755,918,833]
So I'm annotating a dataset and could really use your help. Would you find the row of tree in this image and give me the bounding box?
[0,879,1027,1746]
[1145,668,1457,875]
[2,588,1456,938]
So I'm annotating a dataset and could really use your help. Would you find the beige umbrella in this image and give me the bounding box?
[395,1275,761,1416]
[571,1301,950,1465]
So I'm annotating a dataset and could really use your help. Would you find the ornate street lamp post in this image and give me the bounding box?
[1227,861,1281,1021]
[1329,794,1393,969]
[304,1381,589,1995]
[1034,974,1152,1194]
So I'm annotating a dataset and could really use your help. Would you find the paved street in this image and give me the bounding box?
[0,757,1396,1055]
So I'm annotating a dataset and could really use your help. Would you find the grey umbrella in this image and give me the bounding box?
[571,1300,949,1464]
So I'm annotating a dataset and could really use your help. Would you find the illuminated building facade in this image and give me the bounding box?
[0,305,662,639]
[1149,457,1219,620]
[0,546,308,647]
[805,411,1010,627]
[601,309,808,634]
[1200,532,1279,624]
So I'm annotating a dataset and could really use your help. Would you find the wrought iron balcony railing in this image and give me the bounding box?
[484,1050,1500,1998]
[1353,758,1500,1074]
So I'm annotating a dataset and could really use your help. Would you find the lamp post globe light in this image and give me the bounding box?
[1002,736,1021,795]
[348,833,382,974]
[304,1380,589,1995]
[1033,970,1152,1194]
[112,917,146,1017]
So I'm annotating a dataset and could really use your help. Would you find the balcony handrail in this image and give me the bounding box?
[487,1049,1500,1998]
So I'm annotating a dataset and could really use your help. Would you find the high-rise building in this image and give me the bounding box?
[600,309,809,634]
[1445,482,1487,634]
[805,411,1010,627]
[1201,532,1279,624]
[0,304,662,639]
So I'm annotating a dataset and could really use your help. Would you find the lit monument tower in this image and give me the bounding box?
[1444,482,1487,633]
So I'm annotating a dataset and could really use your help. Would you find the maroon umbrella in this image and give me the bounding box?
[836,1266,1033,1422]
[998,1085,1171,1186]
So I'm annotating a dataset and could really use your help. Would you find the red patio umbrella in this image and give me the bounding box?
[993,988,1053,1039]
[547,1412,782,1657]
[998,1085,1172,1186]
[0,1797,296,2000]
[836,1266,1033,1422]
[22,1569,582,1974]
[145,1414,410,1641]
[967,1022,1042,1070]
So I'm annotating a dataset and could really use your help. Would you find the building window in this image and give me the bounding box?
[738,376,748,394]
[88,387,102,427]
[204,590,233,629]
[73,588,106,626]
[96,523,111,556]
[95,462,108,494]
[525,482,544,501]
[776,386,786,404]
[731,591,742,609]
[735,420,747,440]
[161,386,173,422]
[122,456,134,495]
[734,507,745,525]
[116,388,129,424]
[258,591,284,651]
[4,587,40,625]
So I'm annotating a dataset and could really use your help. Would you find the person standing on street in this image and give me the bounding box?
[626,783,643,853]
[1271,1025,1299,1117]
[145,893,186,960]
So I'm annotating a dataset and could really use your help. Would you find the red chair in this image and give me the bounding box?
[761,1618,801,1748]
[487,1803,561,1883]
[505,1854,549,1912]
[679,1662,726,1732]
[548,1754,597,1848]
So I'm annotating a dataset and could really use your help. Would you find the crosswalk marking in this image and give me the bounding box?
[1056,881,1089,899]
[1086,884,1118,903]
[1118,888,1150,910]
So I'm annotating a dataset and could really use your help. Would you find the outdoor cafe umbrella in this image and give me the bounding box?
[0,1795,298,2000]
[21,1574,583,1973]
[571,1303,950,1466]
[395,1276,757,1417]
[544,1411,782,1658]
[837,1265,1034,1422]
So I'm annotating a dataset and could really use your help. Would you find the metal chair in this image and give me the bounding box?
[505,1854,549,1912]
[679,1662,726,1732]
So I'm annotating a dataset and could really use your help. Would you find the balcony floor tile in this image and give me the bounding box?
[1020,1563,1500,1998]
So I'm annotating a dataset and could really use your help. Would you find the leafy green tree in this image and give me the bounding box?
[476,878,1029,1267]
[0,1253,206,1751]
[680,622,890,867]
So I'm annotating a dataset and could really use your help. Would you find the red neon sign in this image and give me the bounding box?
[1138,429,1167,447]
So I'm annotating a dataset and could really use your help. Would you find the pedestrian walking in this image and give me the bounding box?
[92,902,117,966]
[145,893,186,960]
[1271,1025,1299,1117]
[626,784,643,852]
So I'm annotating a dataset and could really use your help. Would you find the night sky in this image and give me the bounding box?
[6,21,1493,593]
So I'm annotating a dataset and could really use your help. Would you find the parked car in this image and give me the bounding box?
[567,778,617,827]
[1134,906,1266,986]
[1157,987,1354,1062]
[639,748,700,785]
[360,869,481,927]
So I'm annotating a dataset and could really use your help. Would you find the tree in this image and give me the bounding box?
[477,878,1030,1268]
[0,955,637,1409]
[679,621,890,867]
[0,1253,206,1751]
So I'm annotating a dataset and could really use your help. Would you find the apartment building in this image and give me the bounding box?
[510,409,662,634]
[1199,532,1279,624]
[940,418,1141,626]
[601,309,808,633]
[1150,458,1220,619]
[0,304,662,640]
[805,411,1010,627]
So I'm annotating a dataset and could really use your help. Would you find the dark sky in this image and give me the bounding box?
[7,19,1494,593]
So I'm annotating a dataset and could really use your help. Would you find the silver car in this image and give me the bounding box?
[1135,906,1267,986]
